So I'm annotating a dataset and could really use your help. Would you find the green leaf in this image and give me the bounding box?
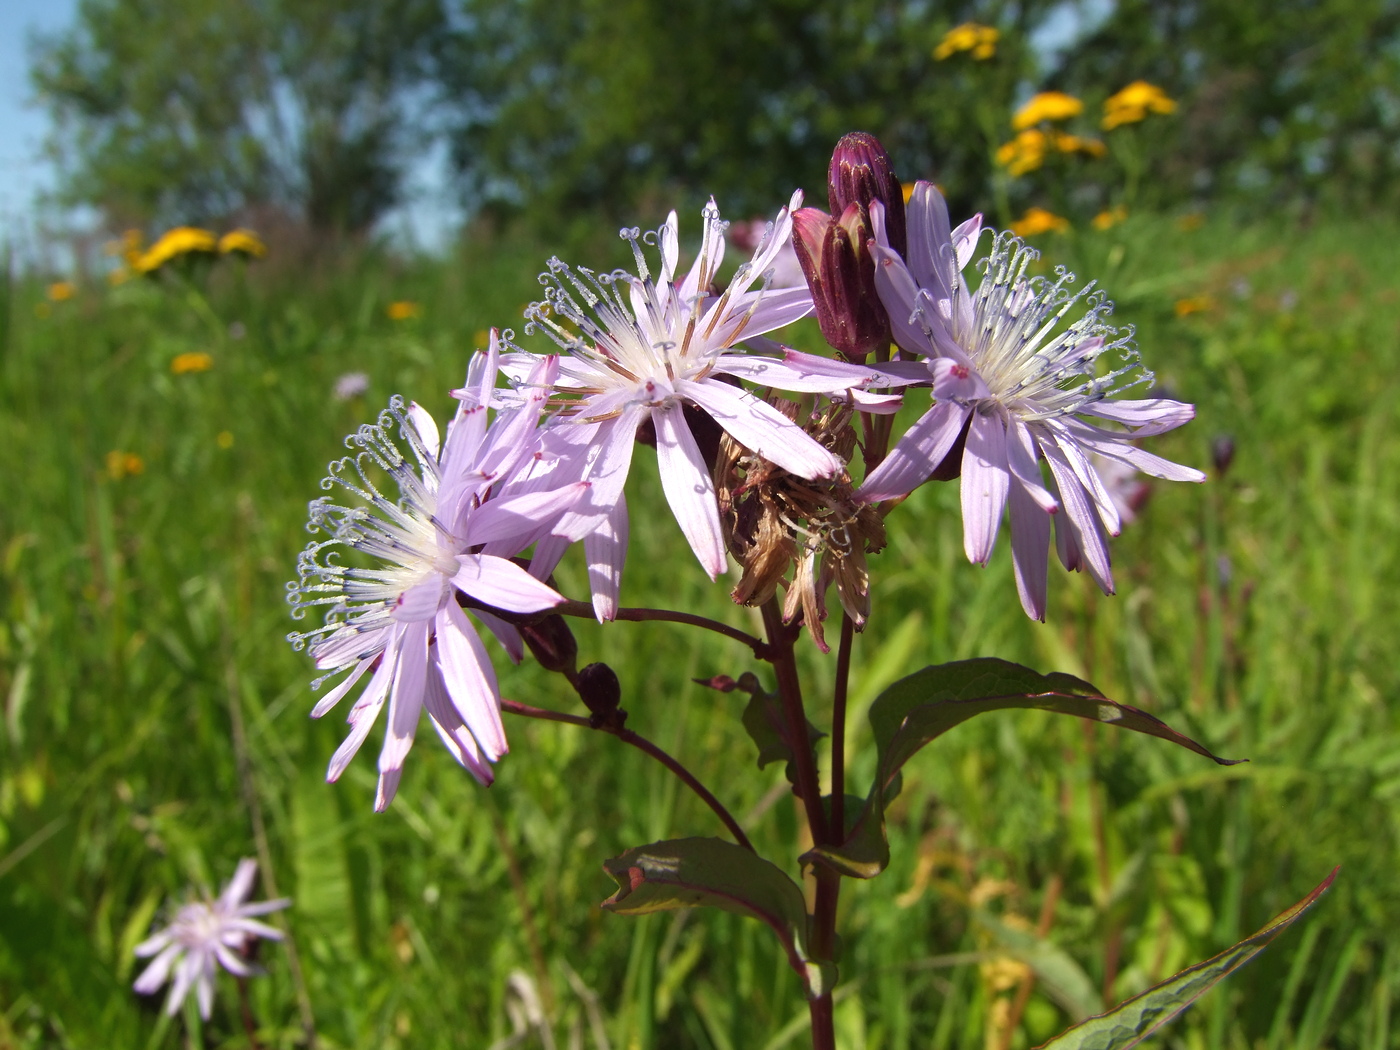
[602,837,836,999]
[729,673,823,793]
[977,911,1102,1021]
[805,659,1241,878]
[1037,868,1338,1050]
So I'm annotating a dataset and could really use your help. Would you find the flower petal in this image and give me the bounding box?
[436,601,507,762]
[652,401,727,578]
[1008,482,1051,621]
[585,495,629,621]
[453,554,564,613]
[375,620,428,810]
[859,401,970,501]
[961,410,1011,565]
[676,377,841,479]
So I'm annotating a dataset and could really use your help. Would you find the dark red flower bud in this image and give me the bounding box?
[792,204,890,362]
[828,132,907,258]
[577,661,625,729]
[519,614,578,676]
[1211,434,1235,476]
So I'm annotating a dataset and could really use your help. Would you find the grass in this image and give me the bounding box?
[0,211,1397,1049]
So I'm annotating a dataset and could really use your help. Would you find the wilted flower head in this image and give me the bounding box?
[1102,81,1177,130]
[1012,92,1084,130]
[133,858,290,1020]
[134,227,218,274]
[288,341,584,808]
[862,182,1204,619]
[934,22,999,60]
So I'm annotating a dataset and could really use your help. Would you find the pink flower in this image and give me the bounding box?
[133,859,290,1020]
[859,182,1204,619]
[289,339,587,809]
[510,194,871,619]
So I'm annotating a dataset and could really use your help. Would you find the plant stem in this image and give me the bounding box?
[830,614,855,841]
[759,601,827,845]
[552,599,771,657]
[501,699,754,852]
[236,976,261,1050]
[809,994,837,1050]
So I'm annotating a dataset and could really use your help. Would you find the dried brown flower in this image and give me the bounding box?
[716,397,886,651]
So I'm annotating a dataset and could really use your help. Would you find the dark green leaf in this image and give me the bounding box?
[601,837,836,999]
[1037,869,1338,1050]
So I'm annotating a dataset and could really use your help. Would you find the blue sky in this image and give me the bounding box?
[1,0,79,225]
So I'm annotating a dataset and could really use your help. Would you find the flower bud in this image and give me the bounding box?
[828,132,907,258]
[519,614,578,677]
[577,661,625,729]
[792,204,890,362]
[1211,434,1235,477]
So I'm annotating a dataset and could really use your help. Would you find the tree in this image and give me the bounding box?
[31,0,449,233]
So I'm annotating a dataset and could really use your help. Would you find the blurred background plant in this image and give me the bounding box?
[4,0,1399,1047]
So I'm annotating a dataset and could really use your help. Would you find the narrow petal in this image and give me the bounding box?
[858,402,970,501]
[133,945,182,993]
[453,554,564,613]
[467,482,590,546]
[1043,442,1115,593]
[326,648,395,782]
[676,377,841,479]
[391,577,445,623]
[1081,398,1195,435]
[652,402,727,578]
[1005,419,1059,513]
[310,657,373,719]
[406,402,440,460]
[437,601,508,761]
[1008,482,1051,621]
[961,410,1011,565]
[473,608,524,663]
[420,651,494,783]
[585,495,629,621]
[220,859,258,909]
[375,620,428,810]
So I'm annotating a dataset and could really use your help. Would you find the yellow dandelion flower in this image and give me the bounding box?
[387,300,421,321]
[1012,91,1083,130]
[934,22,999,61]
[218,228,267,257]
[996,129,1050,176]
[171,351,214,375]
[105,451,146,480]
[1174,295,1214,317]
[47,281,76,302]
[1102,81,1177,130]
[1092,205,1128,230]
[134,227,218,274]
[1009,207,1069,237]
[1053,132,1107,158]
[216,430,235,449]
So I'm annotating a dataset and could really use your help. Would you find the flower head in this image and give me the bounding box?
[134,227,218,274]
[333,371,371,400]
[862,182,1204,619]
[218,228,267,258]
[171,351,214,374]
[288,342,585,808]
[133,859,290,1020]
[1012,92,1084,130]
[934,23,999,61]
[1010,207,1069,237]
[514,194,870,616]
[1102,81,1177,130]
[387,300,421,321]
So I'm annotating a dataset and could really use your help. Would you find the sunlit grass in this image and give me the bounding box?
[1,214,1397,1049]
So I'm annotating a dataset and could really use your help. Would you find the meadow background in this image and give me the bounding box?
[3,1,1400,1048]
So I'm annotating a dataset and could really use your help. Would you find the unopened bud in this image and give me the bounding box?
[792,204,890,361]
[577,662,625,728]
[1211,434,1235,476]
[828,132,907,258]
[519,614,578,676]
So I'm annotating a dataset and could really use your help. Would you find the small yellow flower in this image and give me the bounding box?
[134,227,218,274]
[47,281,76,302]
[1102,81,1177,130]
[216,430,235,449]
[1012,91,1083,130]
[387,300,421,321]
[1092,205,1128,230]
[996,129,1050,176]
[105,451,146,480]
[934,22,999,61]
[1053,132,1107,158]
[1009,207,1069,237]
[218,229,267,257]
[1174,296,1214,317]
[171,351,214,375]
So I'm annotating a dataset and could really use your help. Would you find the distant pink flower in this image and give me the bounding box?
[133,859,290,1020]
[512,194,873,618]
[860,182,1203,619]
[289,340,587,808]
[332,371,370,400]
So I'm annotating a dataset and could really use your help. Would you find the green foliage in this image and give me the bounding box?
[30,0,447,231]
[1,214,1398,1047]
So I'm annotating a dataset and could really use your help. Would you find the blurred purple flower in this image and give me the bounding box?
[133,859,289,1020]
[289,338,587,808]
[860,182,1204,619]
[333,371,370,400]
